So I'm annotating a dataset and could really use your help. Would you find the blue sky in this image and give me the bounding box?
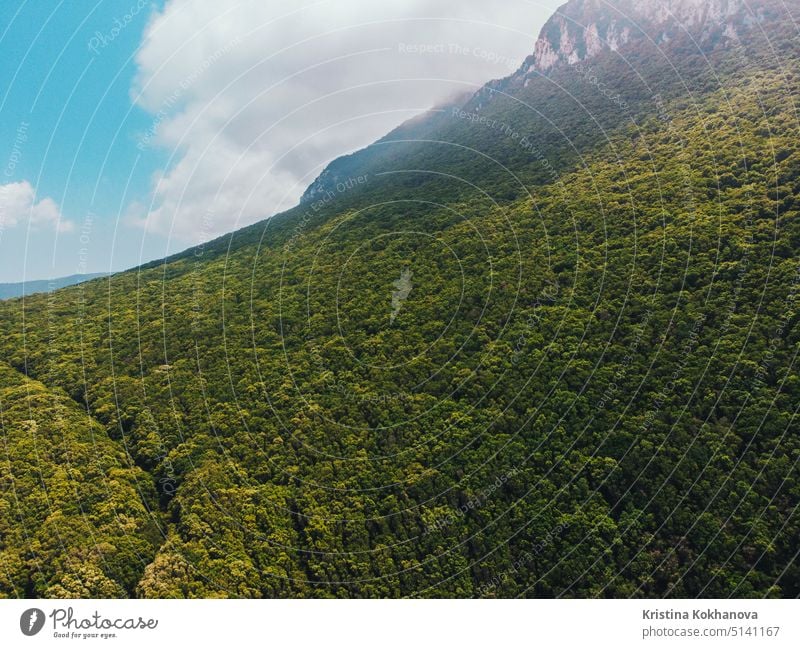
[0,0,556,283]
[0,0,168,282]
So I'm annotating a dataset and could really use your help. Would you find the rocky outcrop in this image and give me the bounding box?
[521,0,765,76]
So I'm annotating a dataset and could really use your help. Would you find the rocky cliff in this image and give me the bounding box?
[523,0,767,75]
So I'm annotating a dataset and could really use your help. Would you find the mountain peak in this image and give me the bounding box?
[524,0,760,74]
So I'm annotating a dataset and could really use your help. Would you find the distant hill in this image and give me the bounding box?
[0,273,108,300]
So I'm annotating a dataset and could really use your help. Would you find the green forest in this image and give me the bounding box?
[0,0,798,598]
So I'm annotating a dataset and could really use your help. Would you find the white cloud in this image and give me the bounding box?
[0,181,72,233]
[130,0,561,244]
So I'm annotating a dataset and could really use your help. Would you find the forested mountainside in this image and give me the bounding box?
[0,364,160,596]
[1,0,799,597]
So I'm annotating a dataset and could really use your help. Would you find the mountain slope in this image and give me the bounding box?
[0,0,798,597]
[0,363,161,597]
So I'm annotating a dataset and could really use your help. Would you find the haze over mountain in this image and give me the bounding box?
[0,273,108,301]
[0,0,798,599]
